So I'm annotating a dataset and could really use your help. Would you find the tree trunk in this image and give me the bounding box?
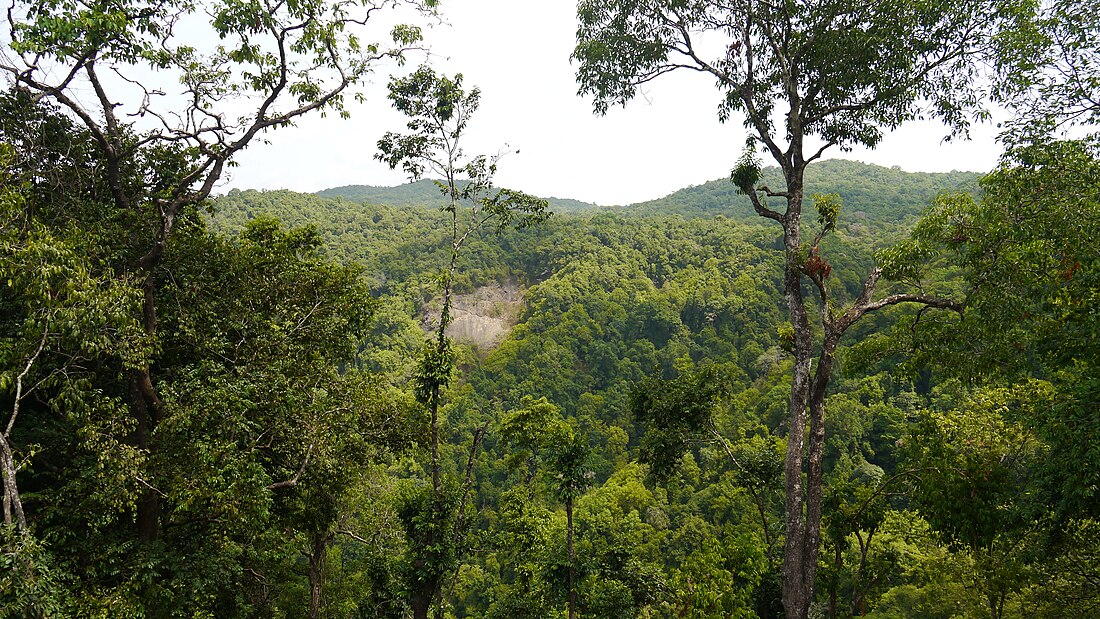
[780,176,817,619]
[131,270,164,542]
[798,341,839,613]
[988,589,1004,619]
[778,168,845,619]
[1,437,27,533]
[426,382,443,619]
[411,597,428,619]
[829,540,842,619]
[411,584,433,619]
[851,527,874,617]
[130,367,160,542]
[3,327,48,536]
[567,497,577,619]
[308,533,327,619]
[416,243,458,619]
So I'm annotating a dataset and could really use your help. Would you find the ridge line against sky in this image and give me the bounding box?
[222,0,1003,207]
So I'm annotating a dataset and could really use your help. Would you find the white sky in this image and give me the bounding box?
[222,0,1004,206]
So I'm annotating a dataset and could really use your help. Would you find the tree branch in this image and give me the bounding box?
[834,267,963,336]
[6,320,49,439]
[267,442,315,490]
[745,187,785,223]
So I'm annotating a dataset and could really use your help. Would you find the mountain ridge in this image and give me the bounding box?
[308,158,982,224]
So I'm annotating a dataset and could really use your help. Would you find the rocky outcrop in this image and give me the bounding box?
[424,281,524,349]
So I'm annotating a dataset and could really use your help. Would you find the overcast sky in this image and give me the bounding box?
[222,0,1004,206]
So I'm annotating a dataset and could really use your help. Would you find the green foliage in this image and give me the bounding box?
[0,90,413,615]
[373,64,557,619]
[6,0,429,120]
[414,336,456,407]
[1,0,437,609]
[574,8,1025,612]
[575,0,1015,144]
[318,179,598,213]
[630,363,736,481]
[903,384,1044,549]
[1021,519,1100,618]
[731,149,761,195]
[499,396,572,462]
[573,465,668,616]
[896,142,1100,524]
[0,525,63,617]
[394,480,462,587]
[813,193,842,235]
[898,383,1054,617]
[8,8,1100,612]
[632,160,981,228]
[668,533,765,619]
[776,323,795,354]
[995,0,1100,140]
[209,151,1100,617]
[376,65,551,234]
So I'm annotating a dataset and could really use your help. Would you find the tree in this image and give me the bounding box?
[573,2,1014,615]
[157,217,399,618]
[0,95,153,613]
[852,137,1100,615]
[893,140,1100,524]
[900,384,1047,619]
[500,396,596,619]
[1,0,431,544]
[375,66,550,619]
[630,362,785,616]
[995,0,1100,139]
[0,85,414,613]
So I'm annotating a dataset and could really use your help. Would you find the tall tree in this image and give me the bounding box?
[500,396,595,619]
[0,141,146,541]
[376,66,550,619]
[1,0,431,543]
[573,1,1015,615]
[0,87,407,609]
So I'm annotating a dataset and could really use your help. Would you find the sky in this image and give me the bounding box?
[222,0,1005,206]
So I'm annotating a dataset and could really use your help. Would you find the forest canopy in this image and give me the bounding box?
[2,1,1099,619]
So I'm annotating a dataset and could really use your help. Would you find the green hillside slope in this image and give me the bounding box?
[304,159,981,226]
[317,178,599,213]
[627,159,981,223]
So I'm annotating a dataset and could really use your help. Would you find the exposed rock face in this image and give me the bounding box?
[427,281,524,349]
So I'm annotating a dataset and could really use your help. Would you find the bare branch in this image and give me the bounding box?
[335,528,372,545]
[6,320,50,439]
[267,442,315,490]
[806,139,838,165]
[758,185,789,198]
[451,419,490,548]
[745,187,785,223]
[135,475,169,498]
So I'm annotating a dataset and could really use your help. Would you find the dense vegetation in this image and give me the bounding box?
[2,0,1099,618]
[203,155,1093,619]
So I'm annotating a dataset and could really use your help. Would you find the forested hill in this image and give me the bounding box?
[7,0,1098,615]
[626,158,982,223]
[317,178,599,213]
[308,158,980,223]
[213,157,971,297]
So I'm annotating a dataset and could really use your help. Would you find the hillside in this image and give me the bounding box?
[306,159,982,226]
[626,158,982,223]
[317,178,599,213]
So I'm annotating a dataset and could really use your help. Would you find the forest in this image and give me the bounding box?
[1,1,1098,618]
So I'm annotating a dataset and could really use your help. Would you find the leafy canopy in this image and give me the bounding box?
[575,0,1022,156]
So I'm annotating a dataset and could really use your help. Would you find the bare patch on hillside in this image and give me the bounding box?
[422,281,524,349]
